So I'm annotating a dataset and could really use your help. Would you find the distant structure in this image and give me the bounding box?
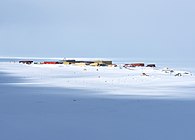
[59,60,76,65]
[59,59,113,67]
[130,63,145,67]
[43,61,61,64]
[90,60,112,67]
[18,59,115,67]
[124,63,145,68]
[19,61,33,64]
[146,64,156,67]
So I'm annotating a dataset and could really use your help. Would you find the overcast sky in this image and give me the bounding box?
[0,0,194,59]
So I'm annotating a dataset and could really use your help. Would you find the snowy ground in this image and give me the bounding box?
[1,61,195,140]
[0,62,195,99]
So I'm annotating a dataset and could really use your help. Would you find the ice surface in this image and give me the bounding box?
[1,61,195,140]
[0,62,195,99]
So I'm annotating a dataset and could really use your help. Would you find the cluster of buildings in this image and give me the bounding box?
[123,63,156,68]
[18,60,193,77]
[19,59,156,68]
[19,59,117,67]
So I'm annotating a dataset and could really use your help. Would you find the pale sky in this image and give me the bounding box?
[0,0,194,59]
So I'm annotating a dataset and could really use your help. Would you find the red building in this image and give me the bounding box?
[124,63,145,67]
[43,61,60,64]
[130,63,145,67]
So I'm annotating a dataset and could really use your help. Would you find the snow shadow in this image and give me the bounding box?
[1,72,195,140]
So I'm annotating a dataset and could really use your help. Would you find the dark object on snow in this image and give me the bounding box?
[66,60,76,63]
[19,61,33,64]
[99,64,108,67]
[175,73,182,77]
[142,73,149,76]
[162,69,174,74]
[146,64,156,67]
[60,59,76,63]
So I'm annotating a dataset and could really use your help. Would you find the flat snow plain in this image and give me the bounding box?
[1,62,195,140]
[1,62,195,98]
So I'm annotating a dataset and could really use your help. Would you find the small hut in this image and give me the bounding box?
[94,60,112,65]
[90,63,99,67]
[146,64,156,67]
[130,63,145,67]
[74,63,87,66]
[19,61,33,64]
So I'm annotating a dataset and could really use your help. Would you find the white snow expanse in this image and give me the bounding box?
[0,62,195,98]
[1,59,195,140]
